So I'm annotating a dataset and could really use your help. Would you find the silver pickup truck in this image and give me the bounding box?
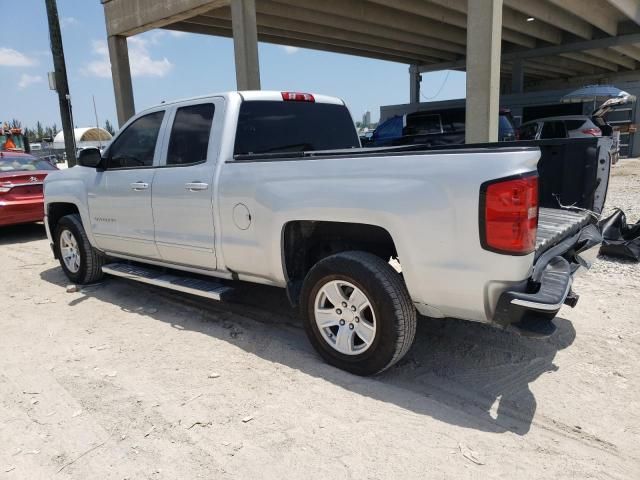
[43,91,610,375]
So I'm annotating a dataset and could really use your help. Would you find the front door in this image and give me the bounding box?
[152,100,221,269]
[88,110,166,258]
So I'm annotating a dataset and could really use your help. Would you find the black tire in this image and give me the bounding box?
[54,214,105,284]
[300,251,416,376]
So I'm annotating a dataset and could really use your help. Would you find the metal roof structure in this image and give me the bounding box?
[101,0,640,141]
[103,0,640,80]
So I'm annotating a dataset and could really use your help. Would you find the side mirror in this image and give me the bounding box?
[77,147,103,169]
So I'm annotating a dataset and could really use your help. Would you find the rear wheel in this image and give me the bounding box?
[54,214,105,284]
[300,251,416,376]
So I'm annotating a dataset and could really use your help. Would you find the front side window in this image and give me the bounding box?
[166,104,215,166]
[107,111,164,169]
[518,123,539,140]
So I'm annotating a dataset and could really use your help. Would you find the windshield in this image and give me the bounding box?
[0,155,57,172]
[0,133,26,151]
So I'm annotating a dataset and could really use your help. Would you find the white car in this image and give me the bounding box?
[43,91,611,375]
[518,115,602,140]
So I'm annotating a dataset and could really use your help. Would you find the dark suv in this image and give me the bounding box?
[365,108,516,147]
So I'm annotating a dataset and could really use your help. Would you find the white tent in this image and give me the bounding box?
[53,127,112,150]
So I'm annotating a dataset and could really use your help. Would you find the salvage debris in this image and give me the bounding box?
[458,443,484,466]
[599,208,640,261]
[66,285,80,293]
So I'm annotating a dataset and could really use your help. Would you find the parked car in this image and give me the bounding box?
[518,116,603,140]
[0,152,58,227]
[364,107,516,147]
[44,91,611,375]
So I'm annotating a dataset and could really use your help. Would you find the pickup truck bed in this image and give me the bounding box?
[536,208,591,257]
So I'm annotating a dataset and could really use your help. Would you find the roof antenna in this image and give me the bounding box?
[92,95,102,149]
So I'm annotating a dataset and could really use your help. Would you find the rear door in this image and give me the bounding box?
[151,98,222,270]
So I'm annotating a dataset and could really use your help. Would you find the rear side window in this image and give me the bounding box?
[564,119,587,130]
[540,121,567,139]
[108,111,164,169]
[405,113,443,135]
[167,104,215,166]
[234,101,360,155]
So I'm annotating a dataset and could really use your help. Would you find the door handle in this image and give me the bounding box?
[185,182,209,191]
[130,181,149,191]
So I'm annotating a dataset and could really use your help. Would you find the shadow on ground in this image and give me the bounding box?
[0,223,47,245]
[40,265,575,436]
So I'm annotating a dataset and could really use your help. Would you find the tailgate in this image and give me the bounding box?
[535,208,592,259]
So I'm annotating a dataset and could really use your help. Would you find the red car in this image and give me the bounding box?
[0,152,58,227]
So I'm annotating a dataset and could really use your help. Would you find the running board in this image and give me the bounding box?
[102,263,234,301]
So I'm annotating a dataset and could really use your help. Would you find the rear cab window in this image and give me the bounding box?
[234,100,360,155]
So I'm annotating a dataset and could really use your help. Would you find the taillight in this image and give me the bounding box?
[581,127,601,136]
[480,174,538,255]
[281,92,315,102]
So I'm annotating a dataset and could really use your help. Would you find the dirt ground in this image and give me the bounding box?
[1,161,639,479]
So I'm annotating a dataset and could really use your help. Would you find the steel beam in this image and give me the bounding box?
[190,15,443,64]
[503,0,594,39]
[546,0,620,36]
[168,21,427,65]
[511,59,523,93]
[606,0,640,26]
[103,0,228,36]
[418,33,640,73]
[201,9,458,61]
[424,0,561,45]
[107,35,135,126]
[409,64,421,104]
[230,0,260,90]
[269,0,467,46]
[465,0,503,143]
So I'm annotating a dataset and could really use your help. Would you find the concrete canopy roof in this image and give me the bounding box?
[102,0,640,85]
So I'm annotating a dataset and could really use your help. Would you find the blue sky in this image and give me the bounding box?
[0,1,466,131]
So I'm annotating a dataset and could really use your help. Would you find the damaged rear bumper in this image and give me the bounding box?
[493,223,601,335]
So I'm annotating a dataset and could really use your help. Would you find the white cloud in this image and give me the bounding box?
[18,74,43,89]
[83,38,173,79]
[61,16,77,27]
[0,47,36,67]
[282,46,300,55]
[167,31,188,38]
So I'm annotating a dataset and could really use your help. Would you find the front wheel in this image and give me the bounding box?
[54,214,105,284]
[300,251,416,376]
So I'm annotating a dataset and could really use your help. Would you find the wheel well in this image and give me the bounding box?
[47,203,80,235]
[282,221,398,306]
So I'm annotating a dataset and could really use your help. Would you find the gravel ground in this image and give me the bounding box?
[0,160,638,479]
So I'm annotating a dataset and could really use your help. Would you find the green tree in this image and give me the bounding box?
[36,121,44,140]
[10,119,22,128]
[104,119,115,136]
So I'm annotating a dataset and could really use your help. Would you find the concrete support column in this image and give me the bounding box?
[107,35,135,127]
[511,59,524,94]
[409,64,421,104]
[465,0,503,143]
[231,0,261,90]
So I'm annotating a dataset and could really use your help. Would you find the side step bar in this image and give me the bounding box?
[102,263,234,301]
